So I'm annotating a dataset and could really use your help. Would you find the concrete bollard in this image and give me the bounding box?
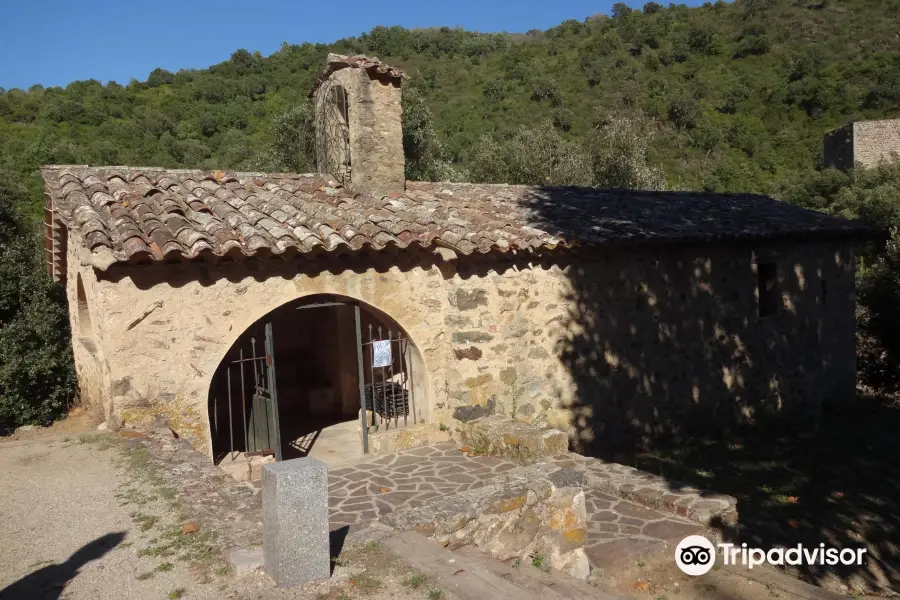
[262,458,330,587]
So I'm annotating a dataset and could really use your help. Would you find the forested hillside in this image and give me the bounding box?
[2,0,900,210]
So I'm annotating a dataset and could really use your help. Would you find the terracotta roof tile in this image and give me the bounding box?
[41,166,869,270]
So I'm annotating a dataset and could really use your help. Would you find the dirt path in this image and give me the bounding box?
[0,432,460,600]
[0,436,222,600]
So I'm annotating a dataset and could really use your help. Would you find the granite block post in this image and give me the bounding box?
[262,458,330,587]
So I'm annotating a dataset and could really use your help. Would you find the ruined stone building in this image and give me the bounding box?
[42,55,868,465]
[824,118,900,171]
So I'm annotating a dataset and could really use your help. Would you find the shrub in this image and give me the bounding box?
[0,171,75,433]
[858,227,900,397]
[270,103,316,173]
[468,121,592,186]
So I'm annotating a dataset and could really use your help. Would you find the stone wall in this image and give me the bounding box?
[852,120,900,169]
[69,237,856,458]
[65,231,113,416]
[824,120,900,171]
[314,67,405,195]
[823,124,855,171]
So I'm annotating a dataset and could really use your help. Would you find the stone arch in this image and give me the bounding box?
[205,292,430,465]
[315,78,352,180]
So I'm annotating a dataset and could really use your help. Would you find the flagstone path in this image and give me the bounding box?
[325,442,703,571]
[128,431,707,574]
[325,443,519,530]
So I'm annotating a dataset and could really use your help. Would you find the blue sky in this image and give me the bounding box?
[0,0,707,90]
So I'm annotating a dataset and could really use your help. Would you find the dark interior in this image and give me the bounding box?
[208,295,406,463]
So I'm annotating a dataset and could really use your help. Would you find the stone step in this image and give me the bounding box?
[550,454,738,529]
[383,531,626,600]
[457,415,569,463]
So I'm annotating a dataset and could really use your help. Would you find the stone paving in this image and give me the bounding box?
[325,442,704,573]
[124,428,265,555]
[551,452,738,527]
[583,487,701,571]
[326,443,519,530]
[126,430,718,576]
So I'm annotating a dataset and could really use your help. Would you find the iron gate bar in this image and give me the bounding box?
[264,322,283,462]
[240,348,248,455]
[369,324,376,428]
[363,325,411,429]
[388,330,396,428]
[251,337,261,451]
[354,303,369,454]
[227,365,234,459]
[405,338,415,426]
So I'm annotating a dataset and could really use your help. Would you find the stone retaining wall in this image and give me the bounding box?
[457,415,568,463]
[381,462,591,579]
[853,120,900,169]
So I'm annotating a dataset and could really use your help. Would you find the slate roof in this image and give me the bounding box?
[41,165,868,270]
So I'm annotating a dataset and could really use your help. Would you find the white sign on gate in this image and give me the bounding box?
[372,340,392,368]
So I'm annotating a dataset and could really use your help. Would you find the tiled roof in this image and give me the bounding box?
[41,166,868,270]
[310,54,405,97]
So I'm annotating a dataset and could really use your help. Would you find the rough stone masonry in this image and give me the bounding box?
[382,461,593,580]
[63,233,857,457]
[824,118,900,171]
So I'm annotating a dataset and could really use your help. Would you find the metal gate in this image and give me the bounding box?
[213,300,415,461]
[361,325,414,431]
[214,322,282,462]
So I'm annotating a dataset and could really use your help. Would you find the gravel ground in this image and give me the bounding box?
[0,436,218,600]
[0,433,456,600]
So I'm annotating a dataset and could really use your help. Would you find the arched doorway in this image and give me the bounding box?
[207,294,426,466]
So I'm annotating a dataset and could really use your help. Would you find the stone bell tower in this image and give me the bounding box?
[310,54,405,195]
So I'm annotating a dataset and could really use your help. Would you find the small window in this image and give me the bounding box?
[76,274,94,337]
[329,85,349,125]
[758,262,778,317]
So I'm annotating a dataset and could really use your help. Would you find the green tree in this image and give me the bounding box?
[0,172,75,433]
[858,227,900,396]
[469,121,592,186]
[402,86,458,181]
[588,113,667,189]
[269,103,316,173]
[777,164,900,396]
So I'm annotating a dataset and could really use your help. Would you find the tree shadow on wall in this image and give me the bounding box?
[522,187,895,594]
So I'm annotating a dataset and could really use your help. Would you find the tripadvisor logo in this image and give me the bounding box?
[675,535,868,576]
[676,535,716,576]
